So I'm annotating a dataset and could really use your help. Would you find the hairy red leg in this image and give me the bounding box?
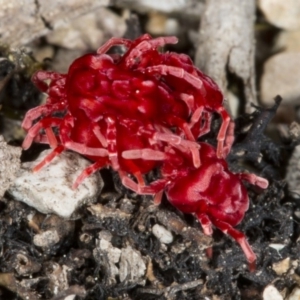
[212,219,256,271]
[181,123,196,141]
[22,117,62,150]
[190,107,204,127]
[216,106,232,158]
[22,103,66,130]
[199,111,213,137]
[119,171,143,194]
[122,148,167,160]
[33,134,49,144]
[33,145,65,172]
[153,132,201,168]
[196,213,214,265]
[222,120,235,157]
[188,107,213,139]
[96,37,133,55]
[153,190,164,205]
[105,116,119,170]
[239,173,269,189]
[165,115,195,141]
[143,65,205,93]
[197,213,213,235]
[92,123,108,147]
[137,36,178,52]
[137,125,200,167]
[73,159,107,189]
[44,127,58,148]
[120,170,167,195]
[64,140,108,157]
[125,36,178,66]
[179,93,194,114]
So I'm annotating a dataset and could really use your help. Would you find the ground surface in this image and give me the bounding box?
[0,1,300,299]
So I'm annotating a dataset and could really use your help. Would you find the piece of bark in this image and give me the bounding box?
[0,136,21,198]
[195,0,257,113]
[0,0,110,47]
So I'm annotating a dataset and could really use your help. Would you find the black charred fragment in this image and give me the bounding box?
[227,96,284,180]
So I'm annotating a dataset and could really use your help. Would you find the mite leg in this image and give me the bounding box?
[119,170,166,195]
[189,108,213,139]
[153,132,201,168]
[22,102,66,130]
[196,213,214,260]
[105,116,119,170]
[125,36,178,67]
[179,92,194,113]
[143,65,206,96]
[213,219,256,272]
[33,145,65,172]
[200,111,213,137]
[73,159,107,189]
[64,140,108,157]
[92,123,108,147]
[22,117,62,150]
[216,106,233,159]
[166,115,195,141]
[222,120,235,158]
[44,127,58,148]
[122,148,167,161]
[96,37,133,55]
[239,173,269,189]
[196,213,213,236]
[138,126,201,168]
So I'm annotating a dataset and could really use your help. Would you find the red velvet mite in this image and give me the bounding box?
[22,34,268,270]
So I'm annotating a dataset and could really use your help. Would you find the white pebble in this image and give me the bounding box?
[33,230,60,248]
[263,285,283,300]
[8,150,103,219]
[258,0,300,30]
[260,52,300,106]
[152,224,173,244]
[272,258,291,275]
[287,287,300,300]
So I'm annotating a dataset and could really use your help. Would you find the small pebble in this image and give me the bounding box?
[258,0,300,30]
[8,150,103,219]
[262,285,283,300]
[272,258,291,275]
[260,52,300,106]
[33,230,60,248]
[276,29,300,53]
[288,287,300,300]
[152,224,174,244]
